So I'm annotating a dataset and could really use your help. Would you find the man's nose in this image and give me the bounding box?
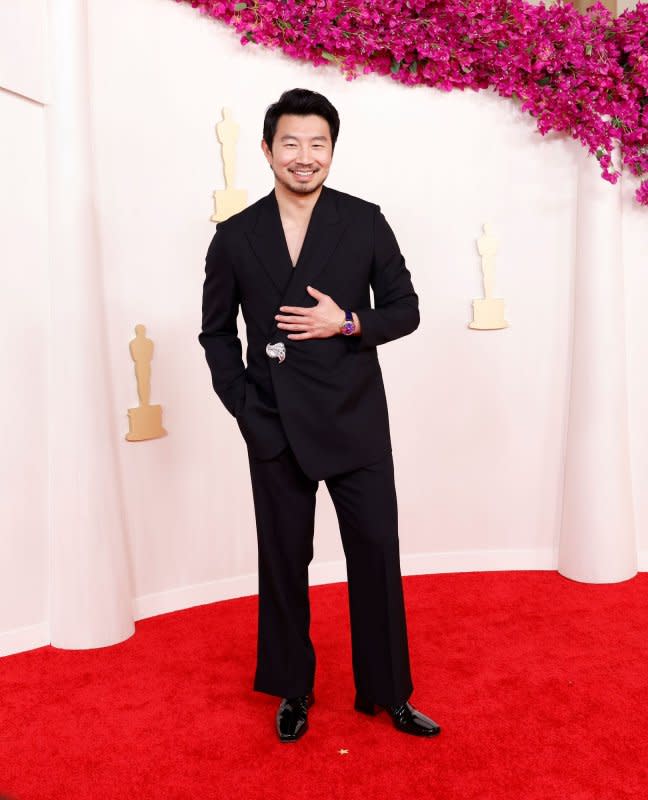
[296,146,314,163]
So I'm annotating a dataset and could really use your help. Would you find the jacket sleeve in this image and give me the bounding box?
[352,205,420,351]
[198,222,247,417]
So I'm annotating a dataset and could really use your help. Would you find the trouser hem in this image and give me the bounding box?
[253,682,314,699]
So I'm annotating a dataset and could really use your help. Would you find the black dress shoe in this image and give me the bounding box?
[354,692,441,736]
[276,692,315,742]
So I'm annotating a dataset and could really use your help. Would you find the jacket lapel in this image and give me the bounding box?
[280,185,349,309]
[247,186,349,341]
[245,190,294,297]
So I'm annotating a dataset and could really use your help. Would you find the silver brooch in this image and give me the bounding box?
[266,342,286,363]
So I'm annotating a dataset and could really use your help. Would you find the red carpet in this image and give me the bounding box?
[1,571,647,800]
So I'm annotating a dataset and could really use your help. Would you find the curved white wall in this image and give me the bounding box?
[0,87,49,645]
[1,0,647,655]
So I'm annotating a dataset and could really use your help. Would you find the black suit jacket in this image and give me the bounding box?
[199,185,420,481]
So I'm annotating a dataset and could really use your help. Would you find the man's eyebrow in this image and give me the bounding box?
[279,134,328,141]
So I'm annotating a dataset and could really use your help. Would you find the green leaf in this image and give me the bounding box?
[391,59,402,74]
[584,43,593,56]
[496,40,508,51]
[409,60,418,74]
[321,51,337,62]
[234,2,247,10]
[537,75,552,86]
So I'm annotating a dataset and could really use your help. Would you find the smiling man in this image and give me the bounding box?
[199,88,440,743]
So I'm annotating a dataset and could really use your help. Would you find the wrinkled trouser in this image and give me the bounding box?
[247,443,414,707]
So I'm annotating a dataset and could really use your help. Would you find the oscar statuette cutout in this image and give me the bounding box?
[125,324,167,441]
[211,107,247,222]
[468,223,510,330]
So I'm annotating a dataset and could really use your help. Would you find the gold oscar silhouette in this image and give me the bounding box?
[125,324,167,441]
[469,223,510,330]
[211,107,247,222]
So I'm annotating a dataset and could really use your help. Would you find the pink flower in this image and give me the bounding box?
[637,180,648,205]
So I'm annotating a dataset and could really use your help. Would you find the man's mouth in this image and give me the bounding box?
[290,168,317,178]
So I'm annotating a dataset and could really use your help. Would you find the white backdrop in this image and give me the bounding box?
[1,0,647,656]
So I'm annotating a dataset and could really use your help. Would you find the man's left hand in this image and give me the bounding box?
[275,286,344,340]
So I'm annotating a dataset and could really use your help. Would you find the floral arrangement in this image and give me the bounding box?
[178,0,648,204]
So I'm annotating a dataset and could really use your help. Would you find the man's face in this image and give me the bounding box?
[261,114,333,196]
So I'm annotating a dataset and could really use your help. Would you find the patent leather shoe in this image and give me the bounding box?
[276,692,314,742]
[354,692,441,736]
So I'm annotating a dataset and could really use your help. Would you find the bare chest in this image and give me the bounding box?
[281,218,310,268]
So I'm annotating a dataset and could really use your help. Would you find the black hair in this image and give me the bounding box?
[263,88,340,151]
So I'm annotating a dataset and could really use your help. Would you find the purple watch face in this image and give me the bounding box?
[342,320,355,335]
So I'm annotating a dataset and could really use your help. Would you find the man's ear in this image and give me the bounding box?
[260,139,272,164]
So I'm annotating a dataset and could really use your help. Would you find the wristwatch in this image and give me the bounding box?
[340,309,356,336]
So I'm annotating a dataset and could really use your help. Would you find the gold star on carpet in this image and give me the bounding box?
[338,748,349,755]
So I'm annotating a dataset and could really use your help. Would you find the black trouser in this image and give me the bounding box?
[246,443,414,707]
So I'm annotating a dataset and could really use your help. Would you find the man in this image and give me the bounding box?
[199,88,441,742]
